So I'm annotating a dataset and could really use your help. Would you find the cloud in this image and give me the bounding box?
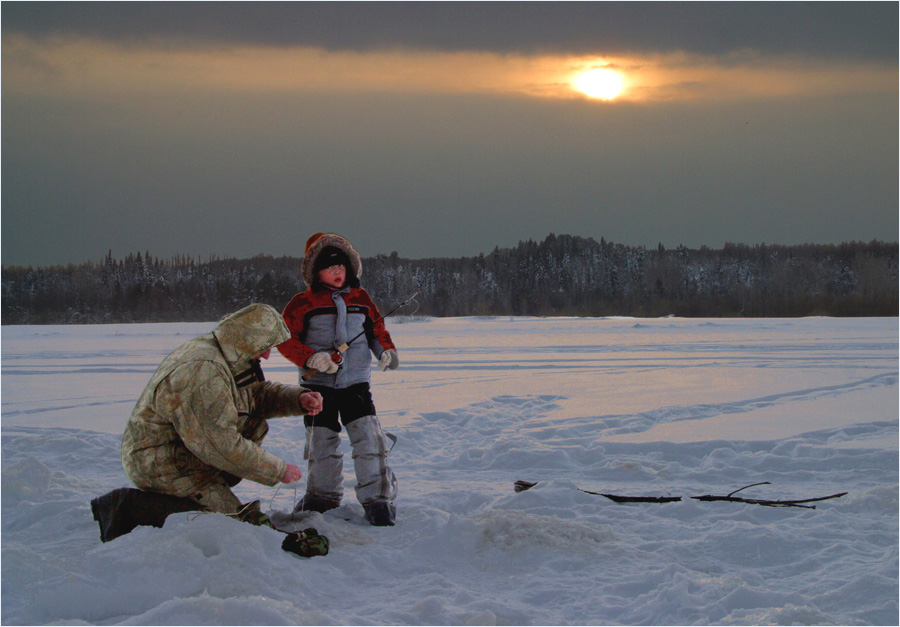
[1,3,896,268]
[3,71,895,267]
[2,2,897,60]
[4,35,895,106]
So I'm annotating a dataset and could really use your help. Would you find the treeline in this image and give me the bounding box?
[2,234,897,324]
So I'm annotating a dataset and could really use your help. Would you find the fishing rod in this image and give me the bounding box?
[302,289,422,380]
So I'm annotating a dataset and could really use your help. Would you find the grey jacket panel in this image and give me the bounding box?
[299,289,377,389]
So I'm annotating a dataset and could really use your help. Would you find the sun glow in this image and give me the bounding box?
[3,36,894,105]
[573,68,625,100]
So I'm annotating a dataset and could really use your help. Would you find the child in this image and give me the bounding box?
[278,233,399,526]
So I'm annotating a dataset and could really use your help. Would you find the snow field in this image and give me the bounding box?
[1,316,897,625]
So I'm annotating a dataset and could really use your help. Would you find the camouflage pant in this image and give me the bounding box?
[129,415,270,516]
[192,414,270,515]
[193,480,244,514]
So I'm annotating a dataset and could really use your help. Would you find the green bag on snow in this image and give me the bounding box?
[282,527,330,558]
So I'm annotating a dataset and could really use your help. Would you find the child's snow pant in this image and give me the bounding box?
[346,415,398,506]
[301,384,397,510]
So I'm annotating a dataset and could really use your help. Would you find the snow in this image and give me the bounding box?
[2,315,897,626]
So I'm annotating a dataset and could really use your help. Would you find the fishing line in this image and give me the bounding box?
[268,479,300,516]
[186,500,258,522]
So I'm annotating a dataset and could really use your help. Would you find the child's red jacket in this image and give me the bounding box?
[279,286,396,389]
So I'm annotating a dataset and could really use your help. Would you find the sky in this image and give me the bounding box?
[2,2,897,268]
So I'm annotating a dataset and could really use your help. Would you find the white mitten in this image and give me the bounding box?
[378,349,399,371]
[306,351,340,374]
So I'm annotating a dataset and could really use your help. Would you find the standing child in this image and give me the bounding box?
[278,233,400,526]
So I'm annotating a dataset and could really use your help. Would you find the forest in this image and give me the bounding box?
[2,234,897,324]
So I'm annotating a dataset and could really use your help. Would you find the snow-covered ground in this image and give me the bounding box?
[2,316,897,625]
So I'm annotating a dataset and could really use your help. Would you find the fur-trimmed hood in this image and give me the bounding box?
[301,232,362,287]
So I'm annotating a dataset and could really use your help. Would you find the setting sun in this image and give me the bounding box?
[573,68,624,100]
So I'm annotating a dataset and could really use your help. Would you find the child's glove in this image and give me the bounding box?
[378,349,399,371]
[306,352,340,374]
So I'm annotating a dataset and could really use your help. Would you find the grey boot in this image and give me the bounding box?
[345,415,398,524]
[295,426,343,513]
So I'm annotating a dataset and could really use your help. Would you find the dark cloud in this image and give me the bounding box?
[2,2,896,268]
[3,87,896,267]
[3,1,897,60]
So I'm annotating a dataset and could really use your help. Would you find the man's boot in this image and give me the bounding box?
[90,488,200,542]
[294,425,343,513]
[346,415,398,526]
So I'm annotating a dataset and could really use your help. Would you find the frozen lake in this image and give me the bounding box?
[2,316,897,625]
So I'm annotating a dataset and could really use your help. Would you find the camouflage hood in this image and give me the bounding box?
[212,304,291,376]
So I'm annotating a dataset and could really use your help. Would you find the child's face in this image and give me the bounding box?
[317,264,347,289]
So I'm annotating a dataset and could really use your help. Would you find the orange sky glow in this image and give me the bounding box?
[5,35,895,105]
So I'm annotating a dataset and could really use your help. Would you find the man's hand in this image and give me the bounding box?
[281,463,303,484]
[300,391,324,415]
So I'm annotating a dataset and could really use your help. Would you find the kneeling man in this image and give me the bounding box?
[93,304,323,541]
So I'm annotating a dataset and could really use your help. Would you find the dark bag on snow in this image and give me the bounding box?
[90,487,201,542]
[282,527,330,558]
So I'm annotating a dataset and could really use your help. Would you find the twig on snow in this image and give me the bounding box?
[514,480,847,509]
